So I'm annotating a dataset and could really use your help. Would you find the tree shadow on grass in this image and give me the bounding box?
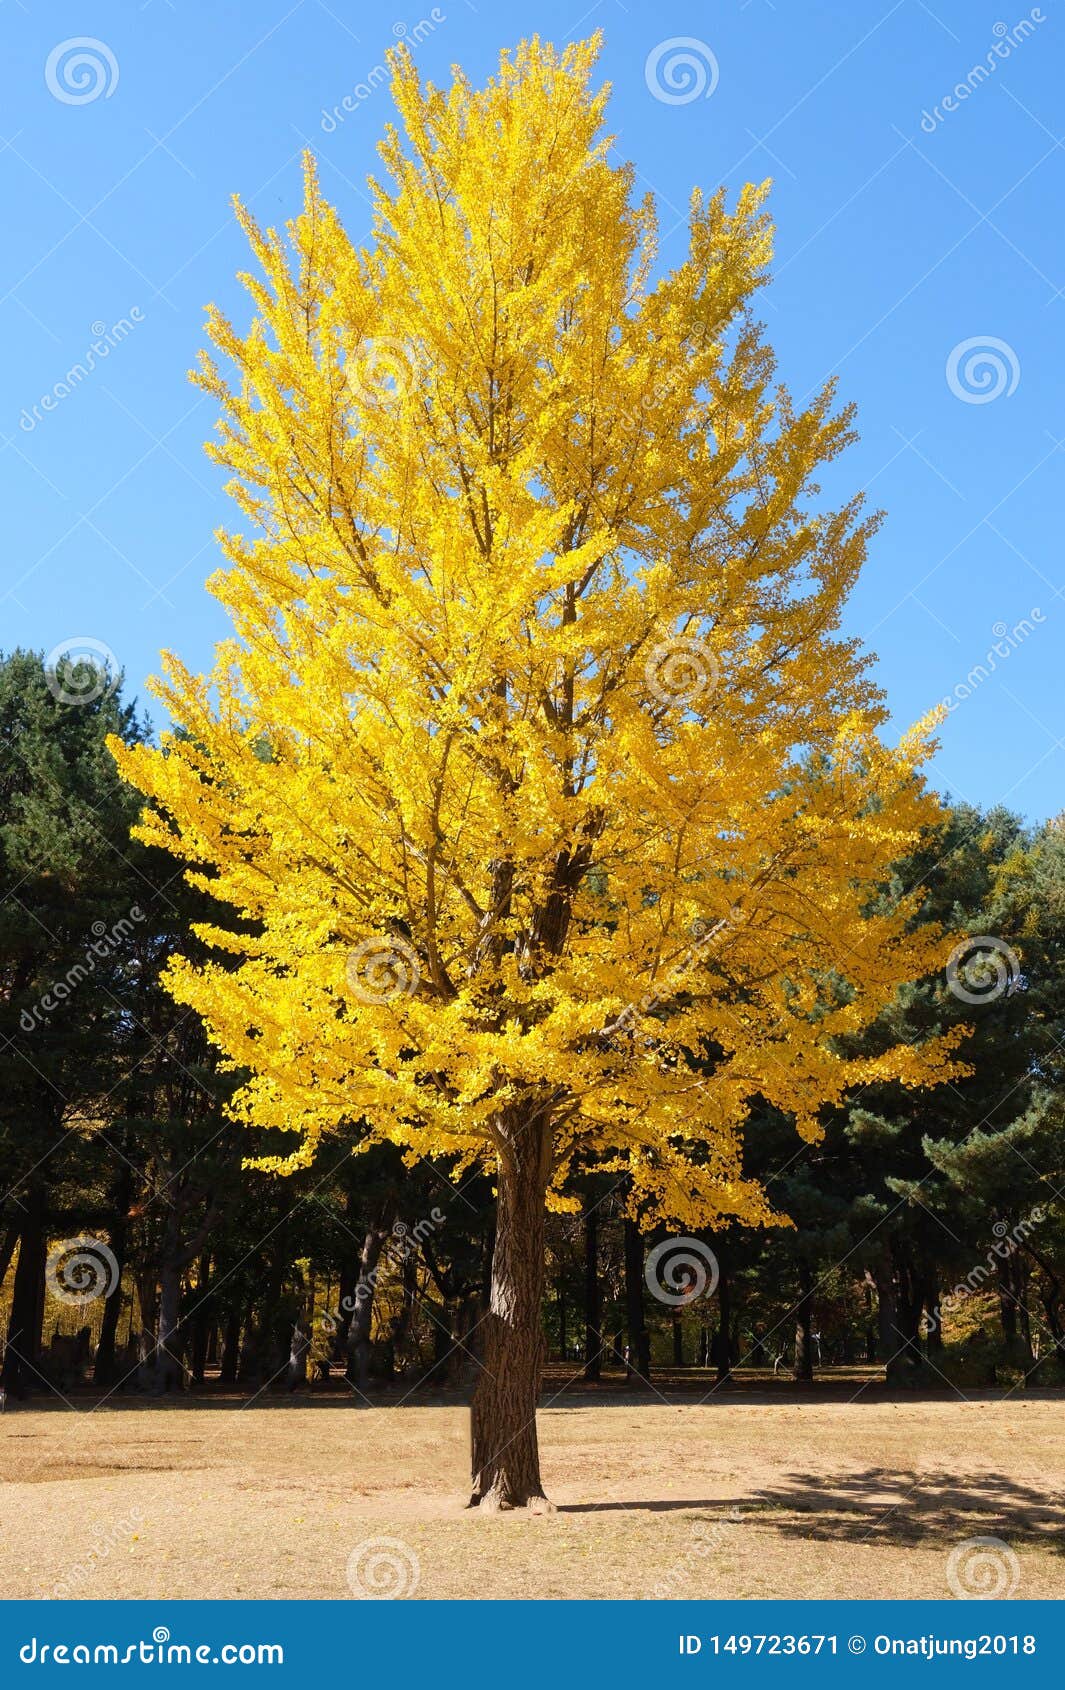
[561,1469,1065,1550]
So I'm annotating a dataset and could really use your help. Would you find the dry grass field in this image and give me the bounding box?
[2,1383,1063,1601]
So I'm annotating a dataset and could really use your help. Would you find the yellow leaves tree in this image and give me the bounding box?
[112,36,964,1509]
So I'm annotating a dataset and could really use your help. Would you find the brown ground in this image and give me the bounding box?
[2,1380,1063,1600]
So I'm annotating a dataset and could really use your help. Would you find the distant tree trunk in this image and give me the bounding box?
[672,1311,684,1368]
[189,1258,212,1387]
[794,1260,814,1382]
[922,1270,944,1356]
[623,1218,651,1384]
[582,1204,601,1381]
[153,1258,185,1393]
[715,1244,732,1384]
[219,1309,241,1383]
[875,1251,917,1384]
[1,1181,47,1397]
[862,1277,877,1362]
[94,1153,133,1387]
[345,1223,390,1391]
[0,1223,19,1293]
[468,1107,552,1511]
[556,1274,567,1361]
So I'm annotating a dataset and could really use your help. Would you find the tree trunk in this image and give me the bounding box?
[345,1223,389,1391]
[1,1182,47,1397]
[153,1258,184,1393]
[94,1152,133,1387]
[715,1243,732,1384]
[623,1218,651,1383]
[219,1309,241,1384]
[672,1312,684,1368]
[468,1108,552,1512]
[793,1260,814,1382]
[0,1223,19,1293]
[582,1204,601,1381]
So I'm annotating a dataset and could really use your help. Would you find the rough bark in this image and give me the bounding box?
[468,1106,552,1512]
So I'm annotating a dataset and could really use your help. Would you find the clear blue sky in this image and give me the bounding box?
[2,0,1062,821]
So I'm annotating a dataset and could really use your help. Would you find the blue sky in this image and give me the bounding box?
[2,0,1062,821]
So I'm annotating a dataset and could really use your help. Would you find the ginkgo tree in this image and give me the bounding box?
[112,36,965,1511]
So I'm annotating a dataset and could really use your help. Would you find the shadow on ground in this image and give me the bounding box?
[562,1468,1065,1548]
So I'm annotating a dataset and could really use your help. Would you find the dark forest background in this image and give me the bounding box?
[3,650,1064,1401]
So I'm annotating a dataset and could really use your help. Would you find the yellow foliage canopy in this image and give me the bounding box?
[112,36,964,1231]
